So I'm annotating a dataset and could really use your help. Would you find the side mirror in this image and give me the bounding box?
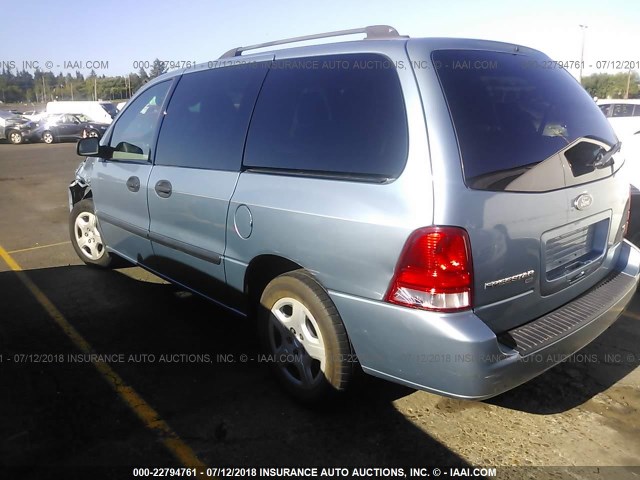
[77,137,100,157]
[77,137,100,156]
[77,137,113,159]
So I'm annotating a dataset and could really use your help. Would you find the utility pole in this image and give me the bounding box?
[579,24,588,84]
[94,77,97,101]
[625,68,632,99]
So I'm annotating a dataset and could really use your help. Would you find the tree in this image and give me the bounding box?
[148,59,168,79]
[582,71,640,99]
[137,67,149,82]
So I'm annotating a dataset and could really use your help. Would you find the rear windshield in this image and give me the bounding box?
[433,50,617,191]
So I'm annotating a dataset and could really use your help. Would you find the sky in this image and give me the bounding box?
[2,0,639,80]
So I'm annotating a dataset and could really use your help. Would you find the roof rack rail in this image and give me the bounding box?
[219,25,405,59]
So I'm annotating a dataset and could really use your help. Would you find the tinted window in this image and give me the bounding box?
[155,64,267,171]
[109,81,171,162]
[633,105,640,116]
[244,54,408,179]
[599,104,612,117]
[612,104,634,117]
[433,50,618,191]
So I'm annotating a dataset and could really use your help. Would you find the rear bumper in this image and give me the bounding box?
[329,240,640,400]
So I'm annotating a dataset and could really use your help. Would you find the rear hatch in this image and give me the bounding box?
[425,48,628,333]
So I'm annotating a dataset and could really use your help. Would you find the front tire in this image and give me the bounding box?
[7,130,23,144]
[42,131,55,144]
[69,199,112,268]
[258,270,354,403]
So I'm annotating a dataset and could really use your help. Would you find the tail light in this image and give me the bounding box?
[385,226,473,312]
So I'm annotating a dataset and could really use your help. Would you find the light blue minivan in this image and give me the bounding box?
[69,26,639,403]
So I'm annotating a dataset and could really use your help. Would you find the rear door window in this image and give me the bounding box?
[433,50,618,191]
[244,54,408,180]
[155,63,267,171]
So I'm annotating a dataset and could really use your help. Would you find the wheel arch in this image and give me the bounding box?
[244,254,304,308]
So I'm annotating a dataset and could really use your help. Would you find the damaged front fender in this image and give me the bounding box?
[68,158,96,210]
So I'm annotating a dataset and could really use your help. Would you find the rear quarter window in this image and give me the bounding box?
[243,53,408,180]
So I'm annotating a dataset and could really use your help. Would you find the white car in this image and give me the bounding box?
[46,101,117,124]
[597,99,640,141]
[622,132,640,188]
[21,110,47,122]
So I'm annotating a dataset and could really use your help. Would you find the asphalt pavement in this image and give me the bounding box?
[0,141,638,479]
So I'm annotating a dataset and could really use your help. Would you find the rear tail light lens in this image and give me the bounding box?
[385,226,473,312]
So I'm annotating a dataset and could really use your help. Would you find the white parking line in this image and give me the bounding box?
[8,240,71,254]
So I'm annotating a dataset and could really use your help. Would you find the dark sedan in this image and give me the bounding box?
[33,113,110,144]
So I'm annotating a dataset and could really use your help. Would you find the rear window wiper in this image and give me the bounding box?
[591,141,621,169]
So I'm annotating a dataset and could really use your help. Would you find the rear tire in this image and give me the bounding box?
[258,270,354,403]
[69,199,112,268]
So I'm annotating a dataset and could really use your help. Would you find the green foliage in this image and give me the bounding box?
[0,67,148,104]
[582,71,640,99]
[149,59,168,79]
[3,63,635,105]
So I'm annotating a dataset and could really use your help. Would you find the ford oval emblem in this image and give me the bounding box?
[574,193,593,211]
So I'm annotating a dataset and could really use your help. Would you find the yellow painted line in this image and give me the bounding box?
[7,240,72,254]
[0,244,208,471]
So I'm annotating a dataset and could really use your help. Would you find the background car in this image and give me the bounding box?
[597,101,640,246]
[0,110,38,144]
[598,99,640,140]
[46,101,117,124]
[21,109,47,122]
[34,113,110,144]
[621,132,640,247]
